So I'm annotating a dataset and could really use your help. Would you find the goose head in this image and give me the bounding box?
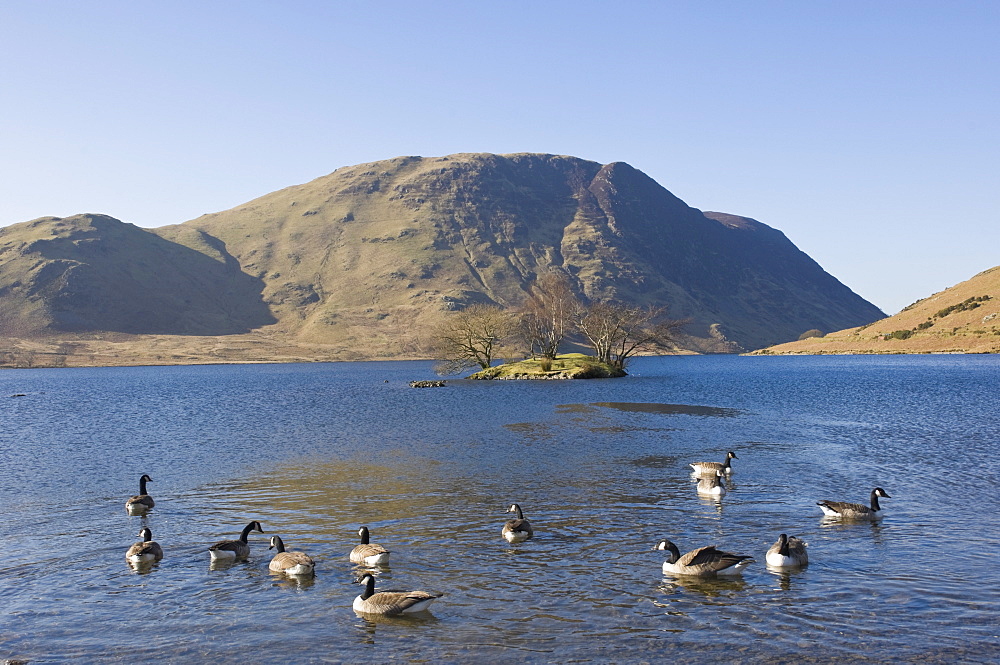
[654,539,681,563]
[354,573,377,599]
[138,527,153,542]
[506,503,524,518]
[870,487,891,511]
[269,535,285,553]
[239,520,265,541]
[358,526,371,543]
[726,451,738,460]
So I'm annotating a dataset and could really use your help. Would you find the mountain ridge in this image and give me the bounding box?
[0,152,887,366]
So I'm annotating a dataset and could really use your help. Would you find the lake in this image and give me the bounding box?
[1,355,998,664]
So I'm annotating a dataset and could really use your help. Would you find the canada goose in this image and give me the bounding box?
[352,573,442,616]
[765,533,809,568]
[656,539,753,576]
[268,535,315,575]
[125,527,163,564]
[125,474,154,514]
[350,526,390,566]
[817,487,890,519]
[689,451,737,476]
[208,520,264,561]
[501,503,533,543]
[696,469,727,497]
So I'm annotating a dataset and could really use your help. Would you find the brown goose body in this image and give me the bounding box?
[766,533,809,568]
[657,539,753,577]
[689,451,737,476]
[501,503,533,543]
[350,526,391,565]
[126,527,163,564]
[817,487,890,519]
[209,520,264,561]
[696,470,727,496]
[268,535,315,575]
[125,474,154,514]
[352,573,442,616]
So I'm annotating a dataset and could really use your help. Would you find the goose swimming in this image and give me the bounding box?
[817,487,890,519]
[765,533,809,568]
[689,451,737,476]
[125,527,163,565]
[209,520,264,561]
[350,526,391,566]
[501,503,533,543]
[268,535,315,576]
[696,469,727,497]
[352,573,442,616]
[656,539,753,577]
[125,474,154,514]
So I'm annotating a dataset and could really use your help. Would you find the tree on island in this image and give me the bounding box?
[518,271,578,359]
[573,302,687,370]
[430,275,687,376]
[431,304,517,374]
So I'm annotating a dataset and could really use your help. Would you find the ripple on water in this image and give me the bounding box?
[1,357,999,663]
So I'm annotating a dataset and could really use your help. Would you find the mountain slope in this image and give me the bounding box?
[1,153,886,361]
[0,214,274,336]
[163,153,883,352]
[754,266,1000,354]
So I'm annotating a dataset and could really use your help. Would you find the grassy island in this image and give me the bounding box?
[467,353,627,380]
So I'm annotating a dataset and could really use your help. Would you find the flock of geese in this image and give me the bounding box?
[123,453,891,614]
[123,474,442,615]
[666,451,891,574]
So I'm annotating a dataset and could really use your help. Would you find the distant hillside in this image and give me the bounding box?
[0,153,886,365]
[754,266,1000,354]
[0,214,275,336]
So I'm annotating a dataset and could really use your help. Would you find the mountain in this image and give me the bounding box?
[754,266,1000,355]
[0,214,274,336]
[0,153,886,366]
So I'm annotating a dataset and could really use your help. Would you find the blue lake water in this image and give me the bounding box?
[0,355,998,663]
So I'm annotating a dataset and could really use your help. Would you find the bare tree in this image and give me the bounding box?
[519,272,579,359]
[574,302,687,370]
[432,304,518,374]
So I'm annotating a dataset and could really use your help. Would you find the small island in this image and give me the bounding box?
[467,353,626,380]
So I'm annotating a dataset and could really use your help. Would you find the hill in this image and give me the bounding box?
[0,153,887,367]
[0,214,274,336]
[753,266,1000,354]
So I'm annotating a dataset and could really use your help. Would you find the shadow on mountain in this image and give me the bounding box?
[10,214,275,335]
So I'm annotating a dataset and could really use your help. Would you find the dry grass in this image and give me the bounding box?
[754,266,1000,355]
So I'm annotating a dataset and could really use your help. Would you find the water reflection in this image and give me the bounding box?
[558,402,744,417]
[353,611,440,646]
[631,455,679,469]
[819,516,886,536]
[127,560,157,575]
[766,568,808,592]
[208,558,242,572]
[269,571,316,590]
[696,495,725,512]
[657,575,748,598]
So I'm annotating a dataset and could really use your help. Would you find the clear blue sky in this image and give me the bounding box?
[2,1,997,314]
